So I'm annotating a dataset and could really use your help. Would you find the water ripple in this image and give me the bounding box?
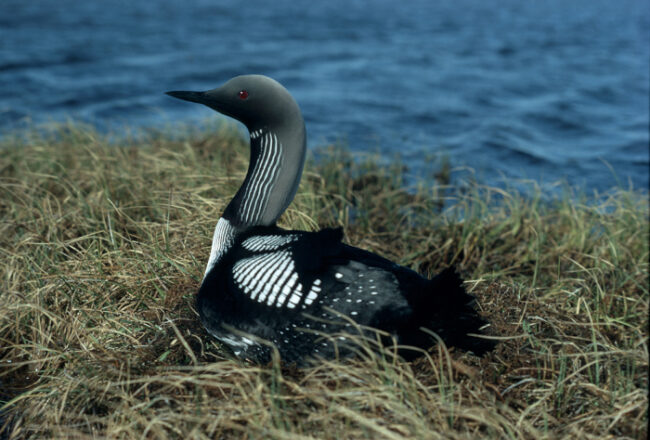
[0,0,647,192]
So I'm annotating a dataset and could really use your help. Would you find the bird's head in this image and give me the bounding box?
[166,75,301,131]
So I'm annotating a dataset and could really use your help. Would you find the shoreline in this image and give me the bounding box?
[2,118,646,198]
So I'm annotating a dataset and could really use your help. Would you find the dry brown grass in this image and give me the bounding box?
[0,123,647,439]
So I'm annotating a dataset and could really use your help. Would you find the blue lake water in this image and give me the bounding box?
[1,0,648,193]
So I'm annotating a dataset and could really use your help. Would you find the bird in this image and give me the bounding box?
[166,75,493,365]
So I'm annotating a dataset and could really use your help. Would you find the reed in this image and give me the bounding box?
[0,123,647,439]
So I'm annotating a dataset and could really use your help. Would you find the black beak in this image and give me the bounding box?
[165,90,207,104]
[165,88,234,118]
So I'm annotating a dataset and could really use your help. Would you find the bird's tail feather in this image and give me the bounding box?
[399,267,495,356]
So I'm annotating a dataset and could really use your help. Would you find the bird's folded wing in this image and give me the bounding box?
[228,228,344,310]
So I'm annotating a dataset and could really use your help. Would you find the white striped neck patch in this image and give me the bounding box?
[250,129,263,140]
[235,130,283,226]
[204,217,237,279]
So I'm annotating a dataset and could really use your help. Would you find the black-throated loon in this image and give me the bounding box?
[166,75,493,364]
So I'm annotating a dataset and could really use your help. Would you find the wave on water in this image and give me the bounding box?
[0,0,648,193]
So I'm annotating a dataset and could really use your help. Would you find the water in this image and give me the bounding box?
[1,0,648,192]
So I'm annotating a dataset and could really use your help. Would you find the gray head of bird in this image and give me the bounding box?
[166,74,304,133]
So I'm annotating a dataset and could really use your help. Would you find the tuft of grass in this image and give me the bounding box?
[0,122,647,439]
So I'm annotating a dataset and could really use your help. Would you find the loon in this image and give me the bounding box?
[166,75,493,364]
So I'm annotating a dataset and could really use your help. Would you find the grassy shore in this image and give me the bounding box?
[0,123,647,439]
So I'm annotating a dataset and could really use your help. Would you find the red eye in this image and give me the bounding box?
[238,90,249,99]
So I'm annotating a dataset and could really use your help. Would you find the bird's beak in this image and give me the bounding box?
[165,90,208,104]
[166,88,235,119]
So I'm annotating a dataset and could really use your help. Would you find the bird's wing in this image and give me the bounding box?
[227,227,346,310]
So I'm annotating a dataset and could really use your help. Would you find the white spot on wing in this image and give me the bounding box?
[304,289,318,306]
[288,292,301,308]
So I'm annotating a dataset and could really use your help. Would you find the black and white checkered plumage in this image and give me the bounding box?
[197,223,491,364]
[167,75,494,364]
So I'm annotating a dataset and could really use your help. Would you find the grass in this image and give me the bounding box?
[0,122,647,439]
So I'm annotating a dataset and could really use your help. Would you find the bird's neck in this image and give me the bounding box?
[223,124,306,229]
[202,125,305,278]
